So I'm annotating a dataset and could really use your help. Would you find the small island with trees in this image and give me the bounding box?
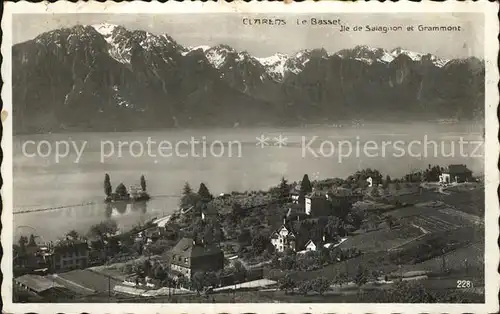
[104,173,151,203]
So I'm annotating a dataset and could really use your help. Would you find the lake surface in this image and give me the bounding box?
[13,123,484,241]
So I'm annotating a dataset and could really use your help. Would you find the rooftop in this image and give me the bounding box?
[168,237,224,267]
[446,164,472,174]
[305,191,327,198]
[15,274,64,293]
[52,239,89,253]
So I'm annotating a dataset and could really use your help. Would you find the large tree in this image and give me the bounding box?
[299,174,313,205]
[191,272,208,293]
[384,175,392,186]
[180,182,201,208]
[140,175,147,192]
[297,280,312,295]
[232,260,247,281]
[115,183,128,197]
[311,277,331,296]
[66,230,80,240]
[104,173,112,196]
[251,234,270,254]
[28,234,37,247]
[197,183,213,201]
[333,271,348,287]
[278,274,297,294]
[354,265,369,287]
[182,182,193,196]
[300,174,313,194]
[231,202,244,218]
[89,220,118,244]
[142,259,152,277]
[325,216,345,238]
[18,236,28,253]
[278,176,289,199]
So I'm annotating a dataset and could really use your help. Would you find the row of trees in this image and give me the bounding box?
[189,260,249,292]
[278,264,379,296]
[279,275,332,295]
[16,228,93,257]
[16,234,37,251]
[180,182,213,208]
[272,247,362,272]
[310,164,448,191]
[190,216,224,245]
[403,164,444,183]
[357,280,480,303]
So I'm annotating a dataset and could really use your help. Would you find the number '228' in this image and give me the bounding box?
[456,280,473,288]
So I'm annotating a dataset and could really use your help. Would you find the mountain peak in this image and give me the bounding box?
[391,47,423,61]
[212,44,236,52]
[205,45,238,69]
[91,23,120,36]
[336,45,394,64]
[190,45,211,52]
[391,47,449,67]
[256,53,289,81]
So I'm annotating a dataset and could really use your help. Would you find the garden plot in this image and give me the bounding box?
[339,226,423,252]
[57,269,121,293]
[386,206,437,219]
[408,215,460,233]
[398,242,484,274]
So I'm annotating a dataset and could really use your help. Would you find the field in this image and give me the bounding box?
[389,184,485,218]
[89,266,128,281]
[73,282,484,303]
[399,242,484,275]
[389,189,444,205]
[441,188,484,217]
[277,251,398,282]
[407,215,459,233]
[399,208,482,235]
[49,275,96,295]
[338,226,423,252]
[272,221,483,284]
[212,192,275,215]
[55,269,121,293]
[386,204,440,218]
[382,197,480,235]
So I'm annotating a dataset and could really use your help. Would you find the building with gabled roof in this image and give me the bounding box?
[166,237,224,278]
[302,239,317,252]
[270,222,296,252]
[305,191,332,216]
[14,274,76,300]
[440,164,473,184]
[38,239,90,272]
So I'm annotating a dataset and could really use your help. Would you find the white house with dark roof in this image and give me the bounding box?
[270,224,296,252]
[303,240,317,251]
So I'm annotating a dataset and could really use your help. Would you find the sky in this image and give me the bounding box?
[12,13,484,59]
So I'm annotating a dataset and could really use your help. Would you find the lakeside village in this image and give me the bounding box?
[13,164,485,303]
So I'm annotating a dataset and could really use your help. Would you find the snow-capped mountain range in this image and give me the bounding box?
[181,43,449,82]
[13,23,484,134]
[91,23,449,82]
